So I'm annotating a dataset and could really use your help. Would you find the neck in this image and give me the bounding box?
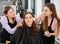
[26,24,32,27]
[48,15,51,18]
[8,17,15,24]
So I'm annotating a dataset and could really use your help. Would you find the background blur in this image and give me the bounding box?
[0,0,60,44]
[0,0,60,18]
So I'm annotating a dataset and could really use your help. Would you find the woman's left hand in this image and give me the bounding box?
[44,31,51,37]
[44,33,51,37]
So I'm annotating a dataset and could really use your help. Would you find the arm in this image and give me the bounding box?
[35,15,41,23]
[35,13,46,23]
[16,14,22,23]
[44,18,58,37]
[50,18,58,36]
[0,16,21,34]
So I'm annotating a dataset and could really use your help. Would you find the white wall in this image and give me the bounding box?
[0,1,13,15]
[35,0,42,17]
[3,5,16,15]
[35,0,45,17]
[53,0,60,19]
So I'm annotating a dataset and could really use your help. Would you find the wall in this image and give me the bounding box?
[53,0,60,19]
[0,1,13,15]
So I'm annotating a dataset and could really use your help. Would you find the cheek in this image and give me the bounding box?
[45,11,50,16]
[30,19,33,23]
[25,19,28,24]
[47,11,51,15]
[29,19,33,22]
[13,12,16,16]
[29,19,33,25]
[7,14,11,17]
[9,14,13,17]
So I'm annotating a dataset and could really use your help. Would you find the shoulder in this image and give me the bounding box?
[15,26,23,34]
[53,18,57,23]
[1,15,8,23]
[1,15,7,20]
[54,18,57,21]
[52,18,58,26]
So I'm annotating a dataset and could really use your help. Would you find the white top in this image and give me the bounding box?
[0,14,22,34]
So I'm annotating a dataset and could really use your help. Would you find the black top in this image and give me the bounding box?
[40,18,55,44]
[1,18,17,43]
[11,26,43,44]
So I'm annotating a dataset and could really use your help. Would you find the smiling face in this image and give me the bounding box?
[24,13,34,27]
[43,6,52,17]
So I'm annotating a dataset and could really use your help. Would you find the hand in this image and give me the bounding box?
[39,13,46,21]
[44,31,50,35]
[35,12,46,23]
[44,33,51,37]
[44,31,51,37]
[16,22,23,28]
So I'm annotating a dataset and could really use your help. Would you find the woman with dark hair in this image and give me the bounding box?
[36,3,58,44]
[0,6,22,43]
[10,12,43,44]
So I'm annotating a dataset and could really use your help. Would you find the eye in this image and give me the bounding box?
[25,17,28,19]
[44,9,48,12]
[29,16,32,19]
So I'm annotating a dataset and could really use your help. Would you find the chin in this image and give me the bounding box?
[26,23,32,26]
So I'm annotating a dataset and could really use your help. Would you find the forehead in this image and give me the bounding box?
[25,13,32,17]
[8,8,13,12]
[44,6,50,10]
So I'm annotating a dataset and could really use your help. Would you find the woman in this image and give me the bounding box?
[0,6,22,43]
[11,12,43,44]
[36,3,58,44]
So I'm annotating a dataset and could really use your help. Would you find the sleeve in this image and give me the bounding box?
[16,14,22,23]
[0,16,17,34]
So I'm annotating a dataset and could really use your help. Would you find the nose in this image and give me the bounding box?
[12,12,15,15]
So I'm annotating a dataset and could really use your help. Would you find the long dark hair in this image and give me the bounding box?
[58,19,60,35]
[22,12,39,35]
[43,3,58,31]
[3,6,13,14]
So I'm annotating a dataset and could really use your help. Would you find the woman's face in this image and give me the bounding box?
[24,13,34,27]
[43,6,52,17]
[6,8,16,19]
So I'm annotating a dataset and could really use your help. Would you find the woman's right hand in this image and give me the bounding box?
[35,12,46,23]
[39,12,46,21]
[16,22,23,28]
